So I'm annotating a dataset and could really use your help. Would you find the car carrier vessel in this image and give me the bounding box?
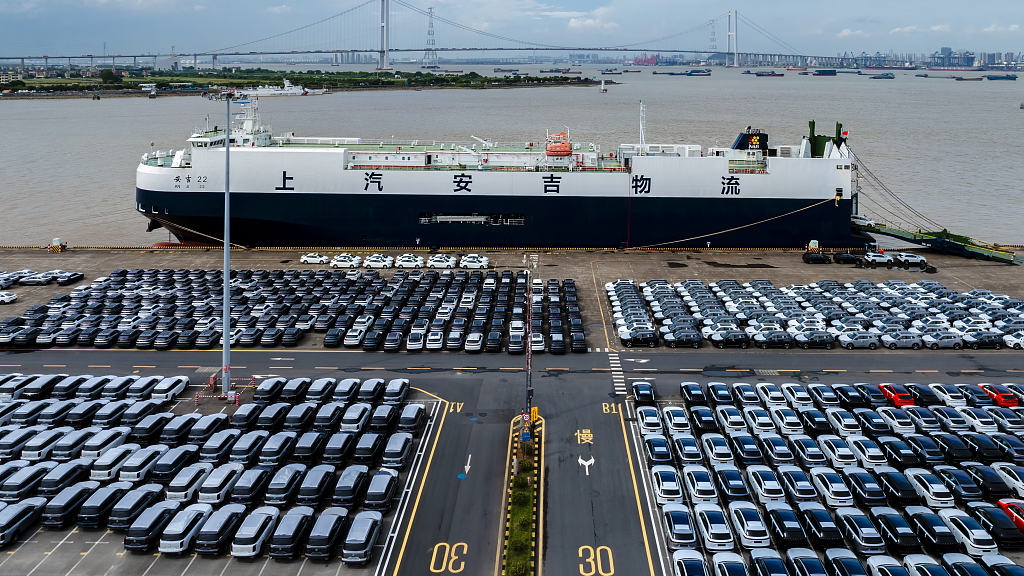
[136,101,866,249]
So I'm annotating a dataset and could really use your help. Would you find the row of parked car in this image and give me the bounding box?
[631,380,1024,572]
[609,278,1024,350]
[300,252,490,270]
[0,373,430,563]
[0,266,591,353]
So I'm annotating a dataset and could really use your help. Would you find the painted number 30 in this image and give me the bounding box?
[579,545,615,576]
[430,542,467,573]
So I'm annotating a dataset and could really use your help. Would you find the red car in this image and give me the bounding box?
[998,498,1024,532]
[980,383,1019,408]
[879,383,915,407]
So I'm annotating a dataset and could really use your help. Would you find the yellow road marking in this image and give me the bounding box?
[391,397,450,576]
[869,370,893,373]
[0,365,20,367]
[406,367,431,370]
[313,367,338,370]
[777,369,801,372]
[499,367,521,371]
[268,366,292,369]
[88,365,111,368]
[362,367,386,370]
[453,367,477,370]
[133,366,156,368]
[537,416,546,576]
[618,409,656,576]
[822,369,846,372]
[633,368,657,372]
[590,261,612,349]
[916,370,938,373]
[679,368,702,371]
[43,365,66,368]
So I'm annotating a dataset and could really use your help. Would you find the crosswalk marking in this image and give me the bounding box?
[608,353,627,395]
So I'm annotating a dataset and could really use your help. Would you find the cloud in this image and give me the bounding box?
[836,28,868,38]
[890,26,918,34]
[193,4,205,10]
[930,24,950,32]
[0,0,38,12]
[265,4,289,13]
[567,6,618,31]
[983,23,1020,32]
[539,11,588,18]
[889,24,952,34]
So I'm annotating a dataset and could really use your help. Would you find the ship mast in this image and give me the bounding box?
[639,100,647,155]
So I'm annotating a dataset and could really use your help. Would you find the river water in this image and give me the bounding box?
[1,65,1021,246]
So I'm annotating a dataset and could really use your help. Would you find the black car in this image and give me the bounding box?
[877,436,922,469]
[485,331,503,353]
[872,508,922,553]
[663,330,702,348]
[965,502,1024,550]
[765,504,808,548]
[709,330,750,349]
[844,469,888,507]
[832,253,860,264]
[361,330,383,351]
[799,504,845,547]
[116,329,142,348]
[135,330,159,349]
[853,409,892,438]
[905,384,941,406]
[907,508,960,554]
[933,466,984,504]
[642,435,673,465]
[795,331,836,349]
[153,330,179,350]
[798,409,832,436]
[621,330,658,348]
[964,332,1005,350]
[688,407,719,436]
[569,333,587,352]
[631,382,656,405]
[932,433,973,463]
[714,466,751,501]
[754,331,794,349]
[707,383,734,406]
[802,252,831,264]
[853,384,888,408]
[904,435,946,466]
[175,330,199,349]
[960,433,1004,464]
[960,462,1013,501]
[323,328,343,348]
[730,434,766,466]
[876,467,921,507]
[835,387,871,411]
[261,327,285,347]
[680,382,707,405]
[76,327,102,346]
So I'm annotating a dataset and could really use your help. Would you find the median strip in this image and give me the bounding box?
[499,415,542,576]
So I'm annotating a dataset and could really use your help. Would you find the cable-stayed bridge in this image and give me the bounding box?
[2,3,873,70]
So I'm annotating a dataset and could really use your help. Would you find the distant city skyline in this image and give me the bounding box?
[0,0,1020,57]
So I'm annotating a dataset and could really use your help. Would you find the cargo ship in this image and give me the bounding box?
[136,102,865,249]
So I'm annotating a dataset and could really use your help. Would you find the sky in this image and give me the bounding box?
[0,0,1020,58]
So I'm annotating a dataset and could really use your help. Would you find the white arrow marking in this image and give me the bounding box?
[625,359,650,363]
[464,454,472,474]
[578,456,595,475]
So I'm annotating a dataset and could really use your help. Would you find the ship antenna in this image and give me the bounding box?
[639,100,646,155]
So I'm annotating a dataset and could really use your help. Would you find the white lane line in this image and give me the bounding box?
[0,527,39,569]
[255,557,271,576]
[64,529,111,576]
[216,557,233,576]
[140,554,162,576]
[178,553,198,576]
[625,401,671,576]
[374,400,442,576]
[294,558,307,576]
[26,527,78,576]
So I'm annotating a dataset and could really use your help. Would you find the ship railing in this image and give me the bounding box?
[347,164,629,173]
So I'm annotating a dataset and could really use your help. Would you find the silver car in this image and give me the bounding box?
[921,332,963,350]
[880,332,923,350]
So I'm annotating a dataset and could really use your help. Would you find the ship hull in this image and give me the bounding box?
[137,188,864,249]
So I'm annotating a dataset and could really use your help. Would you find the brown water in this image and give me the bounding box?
[1,65,1021,246]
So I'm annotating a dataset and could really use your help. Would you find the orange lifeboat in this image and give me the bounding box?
[545,132,572,157]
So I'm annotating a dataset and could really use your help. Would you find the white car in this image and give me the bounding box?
[938,508,998,557]
[231,506,280,557]
[694,503,735,550]
[166,463,215,502]
[905,468,955,508]
[847,436,888,469]
[838,332,880,350]
[727,501,770,547]
[929,383,968,407]
[158,502,213,554]
[701,434,735,466]
[0,292,16,305]
[781,383,814,409]
[330,253,362,268]
[746,465,786,504]
[876,407,916,435]
[770,407,804,436]
[672,550,709,576]
[866,556,905,576]
[637,406,663,435]
[1002,331,1024,350]
[715,406,748,435]
[903,555,945,576]
[809,467,855,507]
[743,406,777,436]
[991,463,1024,497]
[426,254,457,269]
[363,254,394,269]
[756,383,788,408]
[460,254,489,269]
[394,254,424,269]
[825,408,862,437]
[818,435,858,469]
[921,332,964,350]
[863,251,894,264]
[663,407,691,435]
[530,333,546,352]
[683,465,718,504]
[894,252,928,266]
[300,252,329,264]
[651,465,685,505]
[956,407,999,434]
[464,332,484,352]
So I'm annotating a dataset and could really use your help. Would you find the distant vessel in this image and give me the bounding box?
[601,69,622,75]
[928,66,983,72]
[539,68,570,73]
[955,77,983,81]
[623,69,642,73]
[869,72,895,79]
[494,68,518,73]
[985,74,1017,80]
[755,71,784,77]
[864,65,918,70]
[238,79,323,97]
[786,67,807,71]
[813,70,837,76]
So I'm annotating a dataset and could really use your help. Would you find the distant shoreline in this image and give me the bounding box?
[0,80,607,100]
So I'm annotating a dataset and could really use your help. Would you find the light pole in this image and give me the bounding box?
[222,92,232,397]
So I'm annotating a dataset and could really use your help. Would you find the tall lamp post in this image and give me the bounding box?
[221,92,232,397]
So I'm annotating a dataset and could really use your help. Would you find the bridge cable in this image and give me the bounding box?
[204,0,376,54]
[736,14,803,56]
